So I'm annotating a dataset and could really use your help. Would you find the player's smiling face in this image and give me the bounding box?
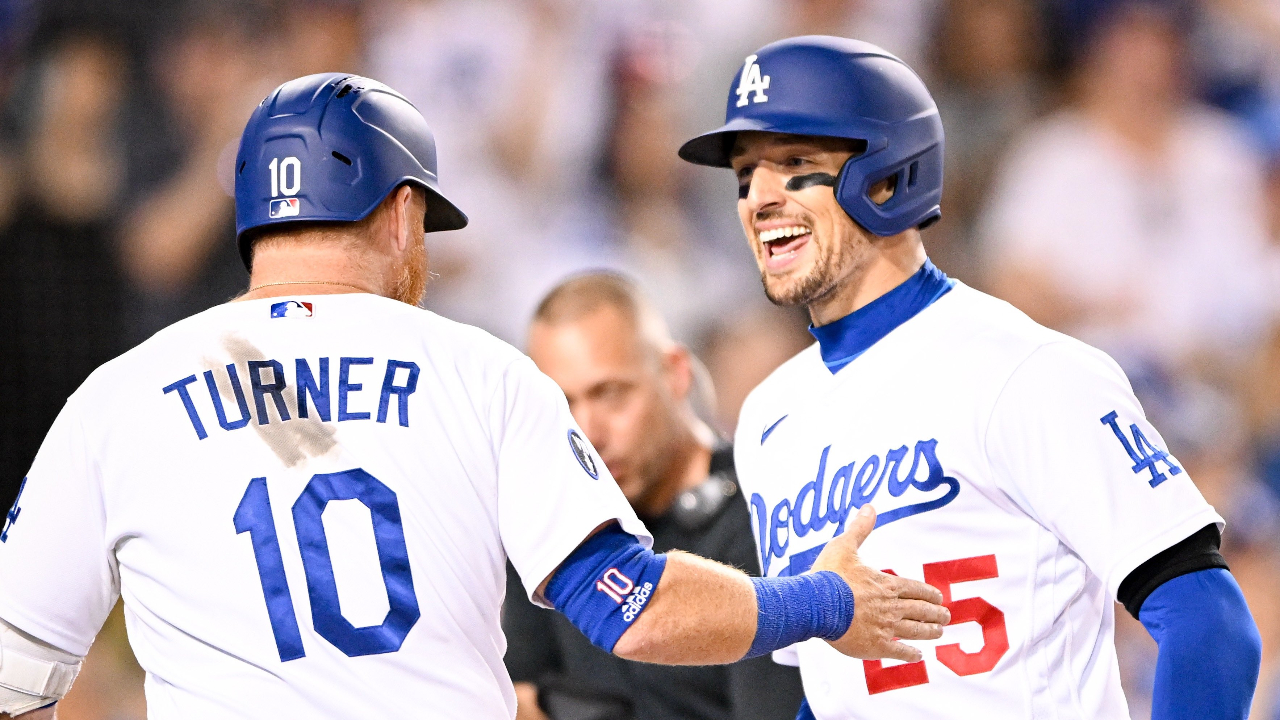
[731,132,882,308]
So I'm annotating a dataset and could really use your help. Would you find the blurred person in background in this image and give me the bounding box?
[925,0,1046,285]
[979,2,1280,717]
[981,0,1273,377]
[119,0,365,344]
[116,1,274,341]
[699,305,812,436]
[545,26,761,345]
[505,272,805,720]
[368,0,618,343]
[0,28,143,720]
[0,31,129,511]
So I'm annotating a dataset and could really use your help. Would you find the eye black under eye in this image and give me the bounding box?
[738,183,750,199]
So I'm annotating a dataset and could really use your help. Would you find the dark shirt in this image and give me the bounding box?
[503,446,805,720]
[0,203,126,509]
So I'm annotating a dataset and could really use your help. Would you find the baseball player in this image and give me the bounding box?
[678,37,1263,719]
[0,73,950,719]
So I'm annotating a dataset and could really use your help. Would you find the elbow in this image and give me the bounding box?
[1141,568,1263,715]
[1236,614,1263,677]
[611,625,648,661]
[610,614,674,663]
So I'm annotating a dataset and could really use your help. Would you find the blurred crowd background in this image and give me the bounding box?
[1,0,1278,717]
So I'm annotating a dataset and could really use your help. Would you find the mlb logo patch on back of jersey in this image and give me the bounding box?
[269,197,300,218]
[271,300,313,318]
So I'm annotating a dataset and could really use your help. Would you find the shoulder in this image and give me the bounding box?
[925,284,1128,396]
[1178,106,1254,150]
[355,295,528,366]
[1176,107,1265,179]
[69,303,236,401]
[925,283,1069,353]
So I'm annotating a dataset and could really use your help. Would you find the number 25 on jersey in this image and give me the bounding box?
[864,554,1009,695]
[234,468,420,661]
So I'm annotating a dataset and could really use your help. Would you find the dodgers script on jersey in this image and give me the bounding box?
[734,283,1221,719]
[0,294,648,719]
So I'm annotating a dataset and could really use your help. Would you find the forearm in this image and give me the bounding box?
[539,509,946,668]
[1141,569,1261,720]
[611,551,756,664]
[119,156,230,292]
[512,682,549,720]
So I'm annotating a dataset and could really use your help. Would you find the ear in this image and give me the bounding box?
[390,184,416,254]
[868,174,898,205]
[663,345,694,402]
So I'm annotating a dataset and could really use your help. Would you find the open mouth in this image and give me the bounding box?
[759,225,812,259]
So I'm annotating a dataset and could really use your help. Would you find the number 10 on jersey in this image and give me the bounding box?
[234,469,420,661]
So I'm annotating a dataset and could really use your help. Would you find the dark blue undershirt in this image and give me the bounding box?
[809,259,955,374]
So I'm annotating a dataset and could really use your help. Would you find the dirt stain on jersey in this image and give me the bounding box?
[202,334,338,467]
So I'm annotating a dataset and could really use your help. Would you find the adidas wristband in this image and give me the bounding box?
[544,526,667,653]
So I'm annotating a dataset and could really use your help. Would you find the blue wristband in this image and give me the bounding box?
[746,571,855,659]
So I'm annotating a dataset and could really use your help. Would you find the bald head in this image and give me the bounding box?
[532,272,674,358]
[528,272,706,518]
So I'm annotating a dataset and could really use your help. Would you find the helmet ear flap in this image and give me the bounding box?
[836,154,940,236]
[836,155,896,233]
[833,154,859,226]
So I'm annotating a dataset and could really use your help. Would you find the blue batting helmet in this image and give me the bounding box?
[678,37,943,236]
[234,73,468,268]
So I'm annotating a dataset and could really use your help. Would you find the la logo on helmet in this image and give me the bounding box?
[735,55,770,107]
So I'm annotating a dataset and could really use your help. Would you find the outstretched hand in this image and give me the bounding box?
[811,505,950,662]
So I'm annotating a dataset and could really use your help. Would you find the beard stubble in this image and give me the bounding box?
[760,222,841,307]
[392,234,429,307]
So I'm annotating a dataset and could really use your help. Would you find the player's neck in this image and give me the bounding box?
[807,236,926,327]
[241,243,392,301]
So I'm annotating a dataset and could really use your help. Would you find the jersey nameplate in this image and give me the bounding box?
[162,357,419,440]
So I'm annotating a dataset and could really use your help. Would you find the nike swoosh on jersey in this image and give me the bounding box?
[761,415,789,445]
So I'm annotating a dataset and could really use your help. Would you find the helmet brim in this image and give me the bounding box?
[422,185,468,233]
[678,114,886,168]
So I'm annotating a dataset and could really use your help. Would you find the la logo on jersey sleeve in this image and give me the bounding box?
[1100,411,1183,487]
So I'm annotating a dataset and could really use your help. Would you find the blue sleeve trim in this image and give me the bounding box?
[795,697,816,720]
[746,571,854,659]
[1139,568,1261,720]
[544,525,667,653]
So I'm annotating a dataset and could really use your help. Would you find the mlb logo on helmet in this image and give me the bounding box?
[269,197,300,219]
[270,300,314,318]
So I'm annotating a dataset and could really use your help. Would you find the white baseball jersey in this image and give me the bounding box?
[0,294,648,719]
[734,281,1221,719]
